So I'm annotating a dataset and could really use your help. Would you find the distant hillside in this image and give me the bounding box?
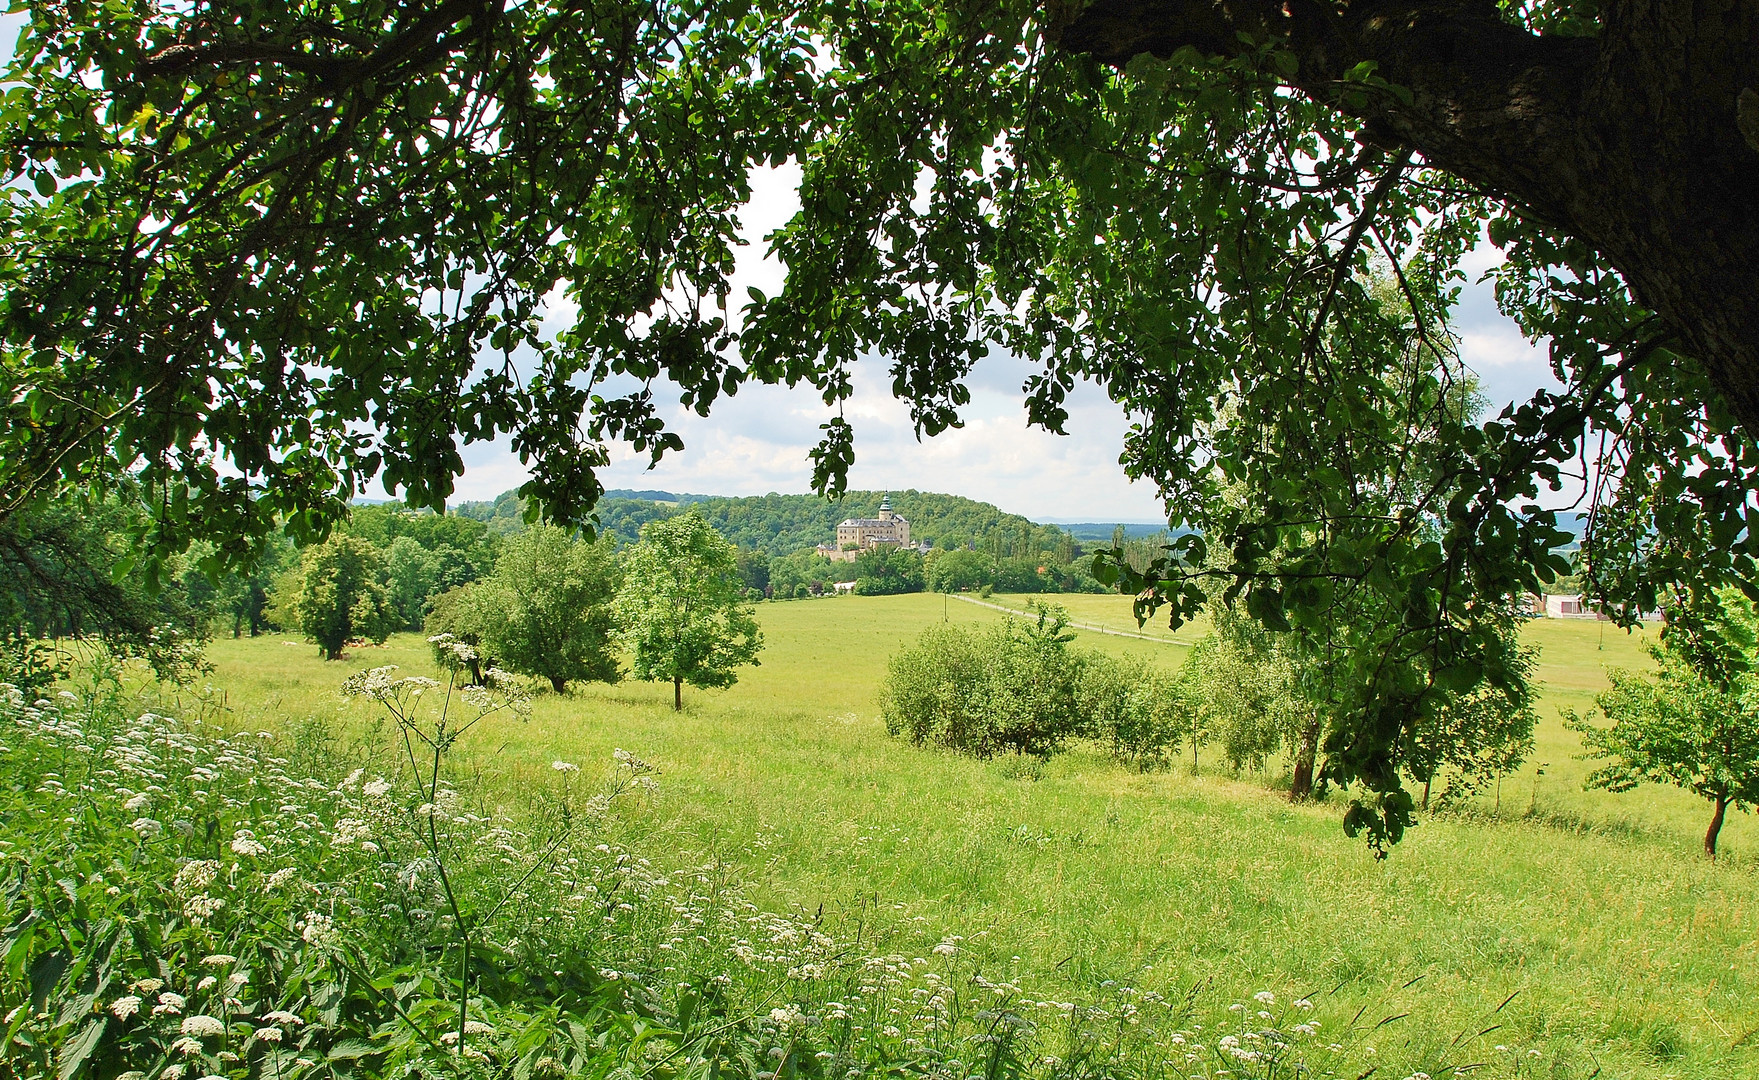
[601,489,715,505]
[458,489,1082,556]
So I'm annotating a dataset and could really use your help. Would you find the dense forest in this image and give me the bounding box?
[456,488,1120,558]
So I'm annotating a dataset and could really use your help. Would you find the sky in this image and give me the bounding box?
[455,166,1564,523]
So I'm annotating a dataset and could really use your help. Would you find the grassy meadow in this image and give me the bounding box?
[198,594,1756,1078]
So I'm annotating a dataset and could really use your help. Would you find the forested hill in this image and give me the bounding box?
[455,489,1086,555]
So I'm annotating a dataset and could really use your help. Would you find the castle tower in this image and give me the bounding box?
[878,497,894,521]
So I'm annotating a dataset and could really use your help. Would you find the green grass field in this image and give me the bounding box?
[201,595,1757,1077]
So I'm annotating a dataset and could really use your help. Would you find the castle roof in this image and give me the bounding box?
[839,517,905,527]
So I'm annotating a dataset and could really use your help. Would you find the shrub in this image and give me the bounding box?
[882,604,1085,759]
[1078,653,1185,769]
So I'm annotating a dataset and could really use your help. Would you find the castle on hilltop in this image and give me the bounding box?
[816,497,927,563]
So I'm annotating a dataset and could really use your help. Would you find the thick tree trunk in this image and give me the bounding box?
[1705,792,1730,859]
[1422,776,1433,812]
[1289,718,1321,801]
[550,674,568,695]
[1057,0,1759,433]
[673,675,683,711]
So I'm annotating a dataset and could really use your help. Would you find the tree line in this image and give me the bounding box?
[0,498,763,709]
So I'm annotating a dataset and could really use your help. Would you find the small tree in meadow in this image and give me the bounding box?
[614,511,762,710]
[475,526,622,694]
[426,583,495,684]
[288,535,395,660]
[1404,643,1540,811]
[1568,591,1759,858]
[384,535,440,631]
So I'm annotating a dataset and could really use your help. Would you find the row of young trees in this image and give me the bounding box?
[280,512,761,707]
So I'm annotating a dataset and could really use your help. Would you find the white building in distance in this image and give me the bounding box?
[817,498,925,563]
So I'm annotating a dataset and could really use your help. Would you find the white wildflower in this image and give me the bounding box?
[123,793,151,811]
[182,895,225,921]
[253,1027,284,1043]
[181,1015,226,1037]
[153,991,187,1016]
[173,860,220,894]
[109,996,143,1020]
[1293,998,1314,1011]
[196,976,217,992]
[1253,991,1275,1005]
[262,1011,304,1026]
[362,778,392,798]
[171,1037,204,1055]
[160,1066,187,1080]
[299,912,339,948]
[132,978,164,994]
[464,1020,495,1035]
[551,760,579,773]
[230,836,268,857]
[130,818,164,837]
[200,954,236,967]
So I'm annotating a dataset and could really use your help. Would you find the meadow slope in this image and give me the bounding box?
[205,595,1757,1078]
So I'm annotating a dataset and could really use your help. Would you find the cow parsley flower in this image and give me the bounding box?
[181,1015,226,1038]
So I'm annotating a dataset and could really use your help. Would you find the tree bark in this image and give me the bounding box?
[674,675,684,711]
[1056,0,1759,434]
[1705,791,1730,859]
[549,674,568,695]
[1289,717,1321,801]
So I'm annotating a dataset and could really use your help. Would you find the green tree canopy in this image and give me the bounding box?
[614,512,763,710]
[475,526,622,694]
[3,0,1754,846]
